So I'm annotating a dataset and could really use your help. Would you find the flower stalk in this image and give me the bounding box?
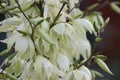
[50,2,66,28]
[0,0,114,80]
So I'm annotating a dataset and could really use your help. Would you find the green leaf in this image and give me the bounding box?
[87,3,100,11]
[110,2,120,15]
[93,22,99,32]
[95,58,113,75]
[73,60,79,67]
[96,55,107,61]
[91,70,104,78]
[97,15,104,27]
[17,30,30,35]
[95,37,102,43]
[45,17,50,22]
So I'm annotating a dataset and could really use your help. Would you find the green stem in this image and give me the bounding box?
[15,0,33,30]
[15,0,38,56]
[50,3,66,28]
[76,56,93,69]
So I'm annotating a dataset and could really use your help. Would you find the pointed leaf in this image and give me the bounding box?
[110,2,120,15]
[95,58,113,75]
[91,70,104,78]
[87,3,99,11]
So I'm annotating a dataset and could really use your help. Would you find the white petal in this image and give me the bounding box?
[64,71,73,80]
[52,23,65,35]
[74,70,85,80]
[27,37,35,59]
[34,55,53,78]
[79,66,92,80]
[64,69,91,80]
[0,17,21,32]
[57,53,70,71]
[40,56,53,78]
[43,4,49,19]
[78,19,95,34]
[38,29,53,44]
[15,36,29,54]
[1,31,21,49]
[77,39,91,59]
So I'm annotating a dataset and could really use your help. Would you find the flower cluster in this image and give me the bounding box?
[0,0,112,80]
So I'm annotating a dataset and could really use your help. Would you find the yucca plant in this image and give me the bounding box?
[0,0,119,80]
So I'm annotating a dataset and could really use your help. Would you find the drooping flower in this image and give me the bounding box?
[64,66,92,80]
[0,0,111,80]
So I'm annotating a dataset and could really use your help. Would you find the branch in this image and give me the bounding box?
[15,0,33,30]
[50,3,66,28]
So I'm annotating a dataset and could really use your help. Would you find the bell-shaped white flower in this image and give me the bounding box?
[18,61,34,80]
[57,53,70,71]
[71,19,95,38]
[0,0,110,80]
[15,36,29,54]
[75,39,92,59]
[34,55,53,79]
[17,36,35,59]
[77,19,95,34]
[5,58,25,77]
[79,66,92,79]
[0,16,21,32]
[64,66,92,80]
[50,23,65,43]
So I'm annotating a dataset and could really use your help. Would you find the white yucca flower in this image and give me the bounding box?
[0,16,21,32]
[34,55,53,79]
[64,66,92,80]
[0,0,110,80]
[57,53,70,71]
[5,58,25,77]
[76,39,91,59]
[18,60,35,80]
[1,20,35,59]
[71,19,95,38]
